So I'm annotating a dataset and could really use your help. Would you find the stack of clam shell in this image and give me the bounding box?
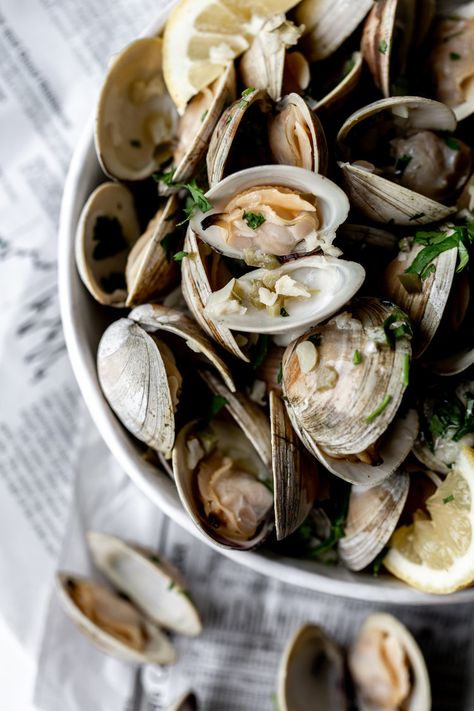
[74,0,474,593]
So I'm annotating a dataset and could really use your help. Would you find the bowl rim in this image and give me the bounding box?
[57,7,474,606]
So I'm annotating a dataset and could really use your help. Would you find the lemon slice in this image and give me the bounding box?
[162,0,301,113]
[384,447,474,594]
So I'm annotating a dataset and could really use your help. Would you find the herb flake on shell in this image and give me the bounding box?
[366,394,393,423]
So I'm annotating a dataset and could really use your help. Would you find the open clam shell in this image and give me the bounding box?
[338,469,409,571]
[270,390,318,540]
[56,573,177,665]
[337,96,462,225]
[75,182,140,307]
[87,532,202,636]
[96,38,178,181]
[172,418,274,551]
[277,624,348,711]
[129,303,236,392]
[282,298,412,472]
[312,52,364,113]
[190,165,350,261]
[349,613,431,711]
[204,255,365,337]
[97,318,177,454]
[125,195,180,306]
[295,0,374,62]
[181,228,250,362]
[384,240,457,357]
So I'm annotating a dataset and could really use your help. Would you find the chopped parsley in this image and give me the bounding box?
[443,494,455,504]
[152,167,176,186]
[383,308,413,347]
[209,395,228,420]
[372,546,389,576]
[308,496,349,557]
[243,211,266,230]
[394,154,412,176]
[167,580,176,590]
[201,110,208,122]
[428,391,474,444]
[280,307,290,317]
[366,394,393,423]
[92,215,128,260]
[238,86,255,108]
[172,250,189,261]
[277,363,283,385]
[353,349,362,365]
[400,221,474,292]
[378,39,388,54]
[450,51,461,60]
[252,334,269,369]
[403,353,410,386]
[153,171,212,224]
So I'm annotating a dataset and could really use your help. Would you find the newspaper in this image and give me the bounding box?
[0,1,473,710]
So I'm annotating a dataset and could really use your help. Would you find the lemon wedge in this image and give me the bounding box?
[384,447,474,594]
[162,0,301,113]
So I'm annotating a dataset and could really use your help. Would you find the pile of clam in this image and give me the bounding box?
[75,0,474,591]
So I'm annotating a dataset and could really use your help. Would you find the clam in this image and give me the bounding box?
[87,532,202,636]
[338,469,409,571]
[277,624,347,711]
[384,237,458,357]
[128,303,236,392]
[295,0,374,62]
[337,96,471,225]
[172,416,274,550]
[75,182,140,307]
[204,255,365,339]
[412,378,474,475]
[282,298,416,485]
[206,90,328,187]
[191,165,350,262]
[308,51,364,113]
[96,38,178,181]
[170,63,237,187]
[181,228,250,362]
[349,613,431,711]
[97,318,179,454]
[428,10,474,121]
[56,573,177,664]
[239,16,305,102]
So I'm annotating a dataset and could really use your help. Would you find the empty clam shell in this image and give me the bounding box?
[96,38,178,181]
[180,229,250,362]
[125,195,180,306]
[129,303,236,392]
[349,613,431,711]
[56,573,176,665]
[278,624,348,711]
[172,418,274,550]
[282,298,412,467]
[97,318,177,454]
[87,532,202,636]
[384,240,457,357]
[204,255,365,337]
[75,182,140,307]
[295,0,374,62]
[190,165,350,261]
[338,469,409,571]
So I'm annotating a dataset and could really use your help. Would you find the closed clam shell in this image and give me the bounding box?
[172,418,274,551]
[338,469,409,571]
[125,196,180,306]
[75,182,140,307]
[282,298,412,461]
[96,38,178,181]
[181,228,250,362]
[97,318,176,454]
[384,240,457,357]
[349,613,431,711]
[295,0,374,62]
[277,624,348,711]
[190,165,350,260]
[56,573,176,665]
[129,303,236,392]
[87,532,202,636]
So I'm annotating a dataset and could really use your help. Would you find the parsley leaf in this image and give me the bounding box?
[353,349,362,365]
[379,39,388,53]
[450,52,461,60]
[280,307,290,317]
[443,494,455,504]
[153,171,212,224]
[209,395,228,420]
[173,250,189,261]
[372,546,389,576]
[394,154,412,176]
[277,363,283,385]
[243,211,266,230]
[383,308,413,347]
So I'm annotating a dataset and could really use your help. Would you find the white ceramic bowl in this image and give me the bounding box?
[58,9,474,606]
